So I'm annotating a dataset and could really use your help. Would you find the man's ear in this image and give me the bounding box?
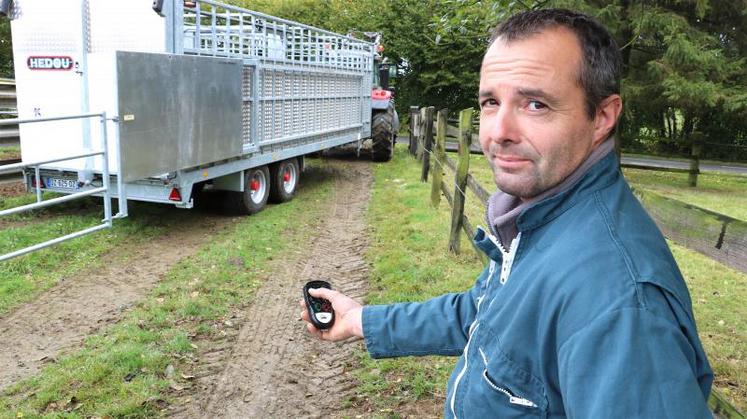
[592,95,622,147]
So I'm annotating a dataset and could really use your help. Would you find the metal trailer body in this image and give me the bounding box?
[8,0,374,208]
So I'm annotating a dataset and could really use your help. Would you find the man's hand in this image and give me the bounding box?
[300,288,363,341]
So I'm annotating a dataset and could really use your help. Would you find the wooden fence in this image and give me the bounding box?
[408,105,487,260]
[408,105,745,419]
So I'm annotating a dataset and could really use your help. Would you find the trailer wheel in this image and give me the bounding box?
[371,105,395,162]
[269,158,299,203]
[228,166,270,215]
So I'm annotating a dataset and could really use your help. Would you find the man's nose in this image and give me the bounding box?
[481,106,520,146]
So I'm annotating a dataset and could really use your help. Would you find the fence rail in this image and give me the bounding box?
[409,105,746,419]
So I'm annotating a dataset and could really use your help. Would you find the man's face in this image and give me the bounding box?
[478,27,604,199]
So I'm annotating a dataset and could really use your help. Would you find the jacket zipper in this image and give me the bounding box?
[450,232,521,418]
[487,232,521,284]
[480,369,538,408]
[477,348,538,408]
[450,323,478,418]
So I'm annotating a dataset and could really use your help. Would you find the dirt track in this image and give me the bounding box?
[0,160,394,417]
[0,213,233,391]
[169,160,372,418]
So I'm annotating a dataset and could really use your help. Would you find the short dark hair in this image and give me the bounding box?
[489,9,621,119]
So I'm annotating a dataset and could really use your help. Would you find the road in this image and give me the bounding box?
[397,136,747,175]
[621,155,747,175]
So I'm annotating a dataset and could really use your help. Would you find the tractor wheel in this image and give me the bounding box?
[371,106,395,162]
[227,166,270,215]
[269,158,299,203]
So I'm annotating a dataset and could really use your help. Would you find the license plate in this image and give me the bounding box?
[45,177,78,190]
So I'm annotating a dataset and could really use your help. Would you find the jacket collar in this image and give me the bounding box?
[516,150,621,232]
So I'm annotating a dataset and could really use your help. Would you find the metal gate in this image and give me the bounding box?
[0,112,127,262]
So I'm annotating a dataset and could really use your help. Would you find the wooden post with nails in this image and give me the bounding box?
[408,106,419,156]
[689,132,702,187]
[416,107,427,161]
[421,106,435,182]
[448,108,473,253]
[431,108,448,207]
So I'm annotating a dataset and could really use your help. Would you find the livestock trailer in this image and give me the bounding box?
[0,0,385,260]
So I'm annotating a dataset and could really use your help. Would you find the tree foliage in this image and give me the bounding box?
[0,18,12,78]
[199,0,747,160]
[0,0,744,159]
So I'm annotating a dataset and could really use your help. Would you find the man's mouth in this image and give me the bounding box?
[494,154,531,169]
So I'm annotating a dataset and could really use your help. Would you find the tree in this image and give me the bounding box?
[553,0,747,159]
[0,18,12,78]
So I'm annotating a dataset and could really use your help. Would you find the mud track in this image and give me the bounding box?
[0,211,234,391]
[169,160,372,418]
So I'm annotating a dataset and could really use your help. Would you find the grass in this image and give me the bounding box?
[0,145,20,160]
[360,146,747,414]
[0,194,178,316]
[673,241,747,412]
[353,145,483,413]
[0,159,336,417]
[623,168,747,221]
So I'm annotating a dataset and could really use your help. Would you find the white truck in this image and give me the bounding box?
[0,0,397,261]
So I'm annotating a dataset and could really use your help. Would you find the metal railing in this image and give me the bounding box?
[0,112,127,262]
[181,0,373,72]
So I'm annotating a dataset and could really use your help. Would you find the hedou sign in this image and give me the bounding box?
[27,56,75,71]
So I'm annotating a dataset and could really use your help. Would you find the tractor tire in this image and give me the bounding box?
[226,165,270,215]
[371,106,395,162]
[269,158,299,203]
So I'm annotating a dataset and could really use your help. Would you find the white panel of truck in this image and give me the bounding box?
[11,0,165,173]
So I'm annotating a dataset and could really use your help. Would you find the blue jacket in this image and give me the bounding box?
[362,152,713,418]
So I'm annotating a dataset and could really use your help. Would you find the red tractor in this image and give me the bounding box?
[353,31,399,162]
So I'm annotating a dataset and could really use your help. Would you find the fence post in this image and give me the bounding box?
[689,132,702,187]
[421,106,434,182]
[448,108,474,253]
[416,107,427,161]
[431,108,448,207]
[408,106,419,156]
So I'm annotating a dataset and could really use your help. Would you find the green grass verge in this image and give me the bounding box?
[0,194,186,316]
[673,241,747,413]
[364,147,746,413]
[623,168,747,221]
[0,145,20,160]
[356,145,482,412]
[0,159,336,417]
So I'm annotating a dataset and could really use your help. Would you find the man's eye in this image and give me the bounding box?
[480,99,498,108]
[527,100,547,111]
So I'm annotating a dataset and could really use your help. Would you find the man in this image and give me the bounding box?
[302,9,713,418]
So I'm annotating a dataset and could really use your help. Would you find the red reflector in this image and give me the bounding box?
[371,89,392,100]
[250,180,260,191]
[168,187,182,201]
[283,171,291,182]
[30,177,45,188]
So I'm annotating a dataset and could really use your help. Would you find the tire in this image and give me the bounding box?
[269,158,300,203]
[371,105,395,162]
[227,166,270,215]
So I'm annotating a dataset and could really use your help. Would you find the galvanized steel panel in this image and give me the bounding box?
[117,51,242,181]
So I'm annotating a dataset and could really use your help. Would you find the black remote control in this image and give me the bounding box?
[303,280,335,330]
